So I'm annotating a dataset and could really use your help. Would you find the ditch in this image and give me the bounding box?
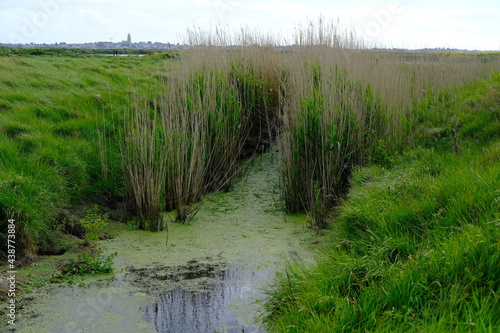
[13,151,317,333]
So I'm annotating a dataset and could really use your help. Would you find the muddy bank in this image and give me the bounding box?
[12,152,317,332]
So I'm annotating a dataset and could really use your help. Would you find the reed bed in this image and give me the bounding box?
[278,61,387,227]
[161,62,245,222]
[119,19,500,229]
[275,19,499,226]
[121,47,280,226]
[162,48,281,223]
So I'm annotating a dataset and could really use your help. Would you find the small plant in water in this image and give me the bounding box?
[60,251,117,282]
[80,205,109,245]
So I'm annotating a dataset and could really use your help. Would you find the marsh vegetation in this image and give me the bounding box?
[0,20,499,332]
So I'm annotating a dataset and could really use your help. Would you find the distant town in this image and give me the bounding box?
[0,33,497,54]
[0,33,185,50]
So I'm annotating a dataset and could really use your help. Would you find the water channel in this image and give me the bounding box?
[13,152,316,332]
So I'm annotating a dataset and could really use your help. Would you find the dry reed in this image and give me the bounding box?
[120,92,167,231]
[119,18,500,228]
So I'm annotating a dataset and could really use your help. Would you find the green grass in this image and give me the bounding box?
[261,73,500,332]
[0,52,176,259]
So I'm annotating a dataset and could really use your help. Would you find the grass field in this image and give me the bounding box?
[0,51,176,258]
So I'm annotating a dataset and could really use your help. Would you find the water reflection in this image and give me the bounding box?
[143,264,266,333]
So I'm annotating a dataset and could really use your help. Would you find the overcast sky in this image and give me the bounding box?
[1,0,499,50]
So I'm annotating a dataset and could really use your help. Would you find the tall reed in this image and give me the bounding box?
[279,60,386,228]
[120,92,167,231]
[160,48,280,222]
[160,65,245,222]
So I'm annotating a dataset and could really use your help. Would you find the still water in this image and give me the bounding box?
[13,153,316,332]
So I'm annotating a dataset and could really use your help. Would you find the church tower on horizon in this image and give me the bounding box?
[127,33,131,44]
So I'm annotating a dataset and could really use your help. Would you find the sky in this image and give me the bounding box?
[0,0,499,50]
